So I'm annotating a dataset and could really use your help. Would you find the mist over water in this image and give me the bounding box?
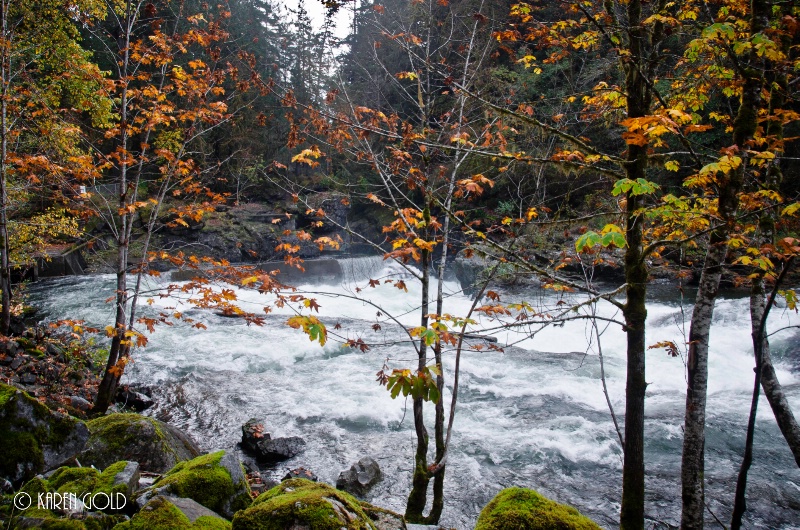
[28,258,800,528]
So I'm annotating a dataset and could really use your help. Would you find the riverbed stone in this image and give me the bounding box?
[115,387,154,412]
[240,418,269,454]
[253,436,306,463]
[232,478,392,530]
[145,450,252,519]
[0,383,89,485]
[80,413,200,473]
[475,487,601,530]
[336,457,382,497]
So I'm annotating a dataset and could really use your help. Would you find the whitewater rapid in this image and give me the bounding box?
[27,257,800,528]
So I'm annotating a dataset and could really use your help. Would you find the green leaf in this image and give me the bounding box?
[575,231,601,253]
[428,382,440,404]
[612,178,634,197]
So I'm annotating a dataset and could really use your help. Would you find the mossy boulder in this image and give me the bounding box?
[11,461,138,521]
[113,496,230,530]
[475,487,601,530]
[49,461,139,507]
[0,383,89,485]
[231,478,379,530]
[81,414,200,473]
[142,451,250,519]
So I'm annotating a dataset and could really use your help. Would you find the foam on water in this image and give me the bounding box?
[26,261,800,528]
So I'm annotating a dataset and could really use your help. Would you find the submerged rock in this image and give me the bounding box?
[282,467,317,482]
[240,418,269,454]
[115,387,154,412]
[141,450,251,519]
[115,495,231,529]
[336,457,382,497]
[0,383,89,485]
[232,478,398,530]
[80,413,200,473]
[253,437,306,463]
[475,487,601,530]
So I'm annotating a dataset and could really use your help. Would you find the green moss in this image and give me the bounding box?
[475,487,601,530]
[0,383,87,483]
[0,431,44,480]
[232,478,374,530]
[85,413,181,468]
[154,451,247,516]
[0,383,16,405]
[49,467,100,496]
[112,497,231,530]
[94,461,130,497]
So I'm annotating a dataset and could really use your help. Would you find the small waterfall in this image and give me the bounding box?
[337,255,418,284]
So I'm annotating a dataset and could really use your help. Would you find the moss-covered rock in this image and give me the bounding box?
[143,451,250,519]
[113,496,230,530]
[11,461,137,522]
[47,461,138,506]
[81,414,199,473]
[231,478,379,530]
[0,383,89,485]
[475,487,601,530]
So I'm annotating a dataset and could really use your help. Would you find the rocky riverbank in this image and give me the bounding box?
[0,382,601,529]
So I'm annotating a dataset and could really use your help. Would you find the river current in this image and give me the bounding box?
[27,257,800,528]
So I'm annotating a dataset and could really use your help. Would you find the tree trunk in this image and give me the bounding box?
[0,0,12,336]
[620,192,648,530]
[405,246,431,523]
[619,1,650,525]
[93,0,134,415]
[681,2,764,522]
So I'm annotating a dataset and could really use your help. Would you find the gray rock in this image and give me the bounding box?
[241,417,270,454]
[112,461,140,500]
[282,467,317,482]
[115,387,154,412]
[336,456,382,496]
[254,436,306,462]
[70,396,91,411]
[20,373,37,385]
[218,451,251,519]
[131,496,228,527]
[10,356,24,370]
[0,383,89,485]
[160,496,225,522]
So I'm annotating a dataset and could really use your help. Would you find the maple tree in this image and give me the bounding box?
[0,0,110,334]
[83,0,263,413]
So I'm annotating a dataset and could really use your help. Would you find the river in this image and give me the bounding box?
[27,257,800,528]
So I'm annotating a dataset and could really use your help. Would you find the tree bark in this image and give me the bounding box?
[405,245,432,523]
[680,0,765,523]
[93,0,134,415]
[0,0,12,336]
[619,1,651,526]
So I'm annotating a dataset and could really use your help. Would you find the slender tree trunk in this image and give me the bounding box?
[730,259,794,527]
[681,1,765,522]
[619,1,650,525]
[730,277,767,528]
[405,245,431,523]
[94,1,134,414]
[0,0,12,336]
[620,179,649,530]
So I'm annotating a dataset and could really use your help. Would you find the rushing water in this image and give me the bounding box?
[27,257,800,528]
